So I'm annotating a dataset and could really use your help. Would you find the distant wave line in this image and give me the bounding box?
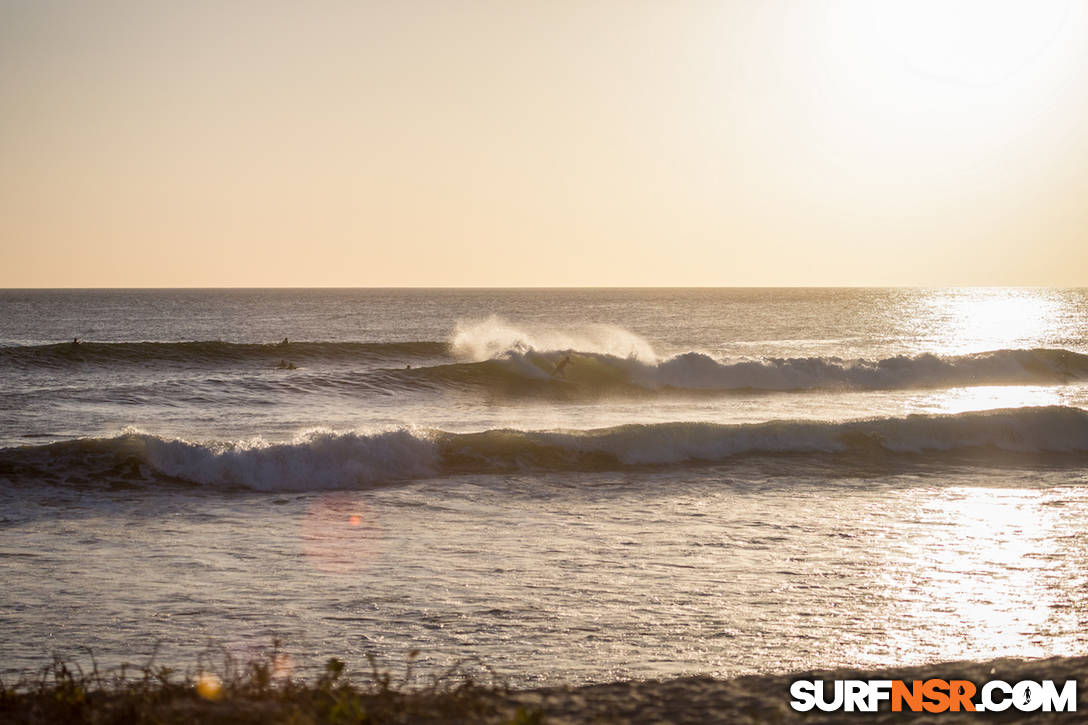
[0,340,450,367]
[3,342,1087,397]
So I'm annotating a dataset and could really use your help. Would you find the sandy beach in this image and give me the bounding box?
[501,656,1088,724]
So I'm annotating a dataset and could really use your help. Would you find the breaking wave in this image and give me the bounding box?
[451,317,657,362]
[443,319,1088,393]
[5,317,1085,397]
[393,347,1088,397]
[3,407,1088,491]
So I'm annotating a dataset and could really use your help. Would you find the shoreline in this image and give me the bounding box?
[505,655,1088,723]
[3,654,1086,723]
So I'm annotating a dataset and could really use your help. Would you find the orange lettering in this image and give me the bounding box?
[892,680,923,712]
[948,680,976,712]
[922,679,950,713]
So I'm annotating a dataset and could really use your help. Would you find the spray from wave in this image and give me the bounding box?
[3,407,1088,491]
[5,323,1086,401]
[399,346,1088,397]
[450,317,657,363]
[438,318,1088,395]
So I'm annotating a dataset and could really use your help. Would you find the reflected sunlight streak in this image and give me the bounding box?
[916,289,1071,355]
[875,487,1084,664]
[909,385,1068,416]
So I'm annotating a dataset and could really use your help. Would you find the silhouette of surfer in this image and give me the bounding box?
[279,337,289,346]
[276,359,297,370]
[72,337,80,347]
[552,353,572,378]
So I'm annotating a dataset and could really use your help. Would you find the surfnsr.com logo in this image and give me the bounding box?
[790,678,1077,713]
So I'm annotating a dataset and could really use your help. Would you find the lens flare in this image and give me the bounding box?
[195,673,223,701]
[300,494,382,574]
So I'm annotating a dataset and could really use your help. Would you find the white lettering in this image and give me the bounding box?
[868,680,893,711]
[844,680,868,712]
[1013,680,1043,711]
[982,680,1012,712]
[815,680,844,712]
[789,680,816,712]
[1041,680,1077,712]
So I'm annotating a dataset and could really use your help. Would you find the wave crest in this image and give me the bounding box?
[397,347,1088,397]
[450,317,657,362]
[3,407,1088,491]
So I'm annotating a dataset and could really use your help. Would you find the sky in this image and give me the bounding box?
[2,0,1087,287]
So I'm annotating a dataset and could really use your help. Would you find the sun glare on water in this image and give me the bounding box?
[915,289,1070,355]
[884,288,1084,416]
[873,487,1087,665]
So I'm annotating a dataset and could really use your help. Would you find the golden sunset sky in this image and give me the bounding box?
[2,1,1087,287]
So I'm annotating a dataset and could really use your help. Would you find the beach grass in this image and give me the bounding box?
[2,645,1086,723]
[0,644,538,725]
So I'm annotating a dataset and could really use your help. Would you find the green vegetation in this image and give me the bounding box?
[10,646,1084,723]
[0,644,542,724]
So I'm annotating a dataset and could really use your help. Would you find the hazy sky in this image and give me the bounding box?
[2,0,1087,287]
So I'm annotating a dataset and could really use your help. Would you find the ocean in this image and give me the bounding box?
[2,287,1087,686]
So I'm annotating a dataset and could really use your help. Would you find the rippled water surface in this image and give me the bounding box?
[2,288,1087,683]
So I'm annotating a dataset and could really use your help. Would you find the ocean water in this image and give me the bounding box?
[2,287,1087,685]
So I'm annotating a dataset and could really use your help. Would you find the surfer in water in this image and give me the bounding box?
[553,353,572,378]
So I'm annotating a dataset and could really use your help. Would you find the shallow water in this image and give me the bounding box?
[2,288,1087,684]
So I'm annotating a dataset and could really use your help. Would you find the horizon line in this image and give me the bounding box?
[2,283,1084,291]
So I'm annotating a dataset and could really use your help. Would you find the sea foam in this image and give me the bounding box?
[3,407,1087,491]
